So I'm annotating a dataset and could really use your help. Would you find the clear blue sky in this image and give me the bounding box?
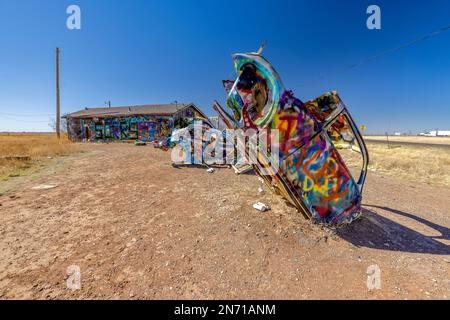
[1,0,449,133]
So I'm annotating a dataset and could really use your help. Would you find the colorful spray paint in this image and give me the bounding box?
[70,116,173,142]
[214,52,369,225]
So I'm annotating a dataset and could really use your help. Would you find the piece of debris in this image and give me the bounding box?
[206,168,215,173]
[257,187,264,194]
[253,202,270,212]
[233,164,253,174]
[1,155,31,161]
[134,141,147,146]
[31,184,58,190]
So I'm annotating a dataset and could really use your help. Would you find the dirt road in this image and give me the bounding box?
[364,139,450,149]
[0,144,449,299]
[364,136,450,146]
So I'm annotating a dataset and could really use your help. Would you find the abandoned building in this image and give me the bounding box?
[64,103,208,142]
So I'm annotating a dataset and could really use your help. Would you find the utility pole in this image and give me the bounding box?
[385,131,390,149]
[105,101,111,108]
[56,47,61,139]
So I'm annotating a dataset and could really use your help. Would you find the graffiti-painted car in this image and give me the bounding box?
[169,122,229,165]
[213,52,369,225]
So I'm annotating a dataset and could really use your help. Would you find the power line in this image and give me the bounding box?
[0,112,53,117]
[0,115,50,123]
[300,23,450,87]
[347,24,450,70]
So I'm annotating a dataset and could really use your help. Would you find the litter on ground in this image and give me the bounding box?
[31,184,58,190]
[253,202,270,212]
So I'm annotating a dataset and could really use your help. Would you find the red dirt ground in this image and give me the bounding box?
[0,144,449,299]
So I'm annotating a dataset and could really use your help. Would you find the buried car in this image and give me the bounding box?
[213,51,369,225]
[168,120,250,170]
[169,121,229,165]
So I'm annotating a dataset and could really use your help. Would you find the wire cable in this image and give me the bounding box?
[300,24,450,87]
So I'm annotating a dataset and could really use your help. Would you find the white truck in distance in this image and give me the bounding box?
[419,130,450,137]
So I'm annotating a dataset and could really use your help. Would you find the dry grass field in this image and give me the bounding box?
[341,142,450,187]
[0,133,81,181]
[366,143,450,187]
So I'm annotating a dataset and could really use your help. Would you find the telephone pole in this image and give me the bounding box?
[56,47,61,139]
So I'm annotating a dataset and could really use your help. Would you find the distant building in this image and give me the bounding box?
[64,103,208,142]
[419,130,450,137]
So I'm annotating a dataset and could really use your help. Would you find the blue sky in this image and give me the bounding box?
[0,0,449,133]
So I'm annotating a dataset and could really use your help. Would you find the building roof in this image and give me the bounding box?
[64,103,207,119]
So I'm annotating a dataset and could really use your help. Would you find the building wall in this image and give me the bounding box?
[175,106,204,119]
[67,115,173,142]
[67,106,206,142]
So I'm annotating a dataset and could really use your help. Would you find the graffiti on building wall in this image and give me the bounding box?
[68,116,173,142]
